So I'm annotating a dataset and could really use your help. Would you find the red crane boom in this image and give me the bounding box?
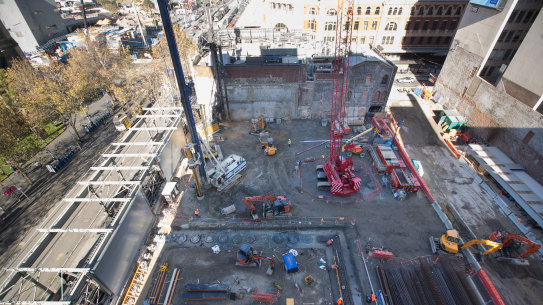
[323,0,361,195]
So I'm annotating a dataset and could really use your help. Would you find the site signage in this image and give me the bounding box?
[469,0,507,11]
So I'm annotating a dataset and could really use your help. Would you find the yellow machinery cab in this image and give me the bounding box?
[440,230,460,253]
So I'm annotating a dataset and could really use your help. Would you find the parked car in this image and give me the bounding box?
[193,25,199,30]
[396,76,416,83]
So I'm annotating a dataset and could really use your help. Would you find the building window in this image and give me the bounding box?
[369,36,374,44]
[405,21,411,30]
[423,20,429,30]
[498,30,507,42]
[360,36,366,44]
[411,7,415,16]
[366,6,371,15]
[445,36,451,44]
[524,10,534,23]
[502,49,512,60]
[512,31,522,42]
[393,8,398,15]
[445,6,452,15]
[388,7,393,15]
[324,36,335,42]
[374,91,381,101]
[399,8,403,15]
[449,20,457,30]
[410,36,415,44]
[436,36,442,44]
[428,6,434,15]
[372,21,378,30]
[427,37,433,44]
[325,22,337,31]
[418,7,424,16]
[508,10,518,23]
[275,23,287,30]
[385,22,397,31]
[455,7,462,16]
[375,7,380,15]
[381,36,394,45]
[432,20,438,30]
[440,20,448,30]
[327,9,337,16]
[366,74,372,83]
[381,91,387,101]
[308,20,316,30]
[381,75,389,84]
[414,21,420,30]
[363,21,368,30]
[505,31,514,42]
[523,131,534,144]
[354,21,359,30]
[516,10,526,23]
[436,6,443,15]
[357,6,362,15]
[418,37,424,44]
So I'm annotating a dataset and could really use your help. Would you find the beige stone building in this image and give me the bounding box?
[236,0,469,57]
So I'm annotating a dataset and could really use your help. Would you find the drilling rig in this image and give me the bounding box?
[320,1,361,195]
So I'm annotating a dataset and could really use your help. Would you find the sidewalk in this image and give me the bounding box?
[0,94,114,214]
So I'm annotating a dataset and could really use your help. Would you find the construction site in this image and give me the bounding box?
[1,1,543,305]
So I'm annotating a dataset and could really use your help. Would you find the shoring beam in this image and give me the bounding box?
[4,268,90,273]
[101,153,157,158]
[63,198,131,202]
[77,181,141,186]
[142,107,183,110]
[128,127,178,131]
[36,228,113,233]
[136,115,179,118]
[111,142,164,146]
[89,166,149,171]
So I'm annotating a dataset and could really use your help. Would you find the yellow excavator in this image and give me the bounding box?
[430,230,502,255]
[258,132,277,156]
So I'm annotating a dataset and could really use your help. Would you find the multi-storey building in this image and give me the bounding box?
[0,0,68,54]
[433,0,543,181]
[236,0,468,57]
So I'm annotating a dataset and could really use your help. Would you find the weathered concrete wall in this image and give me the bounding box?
[225,60,394,123]
[435,46,543,182]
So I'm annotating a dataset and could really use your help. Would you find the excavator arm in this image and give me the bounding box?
[461,239,503,256]
[242,196,277,213]
[341,128,374,152]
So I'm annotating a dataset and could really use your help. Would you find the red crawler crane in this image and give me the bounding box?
[323,0,361,195]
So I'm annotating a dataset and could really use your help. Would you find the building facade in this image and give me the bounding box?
[236,0,468,57]
[220,50,396,123]
[0,0,68,53]
[433,0,543,182]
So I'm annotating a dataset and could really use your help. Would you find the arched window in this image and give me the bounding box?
[366,6,371,15]
[357,6,362,15]
[398,7,403,15]
[385,22,397,31]
[375,7,380,15]
[428,6,434,15]
[324,22,336,31]
[373,91,381,101]
[327,9,337,16]
[381,75,389,84]
[445,6,452,15]
[381,90,387,101]
[418,6,424,16]
[388,7,393,15]
[393,8,398,15]
[411,7,415,16]
[308,20,316,30]
[436,6,443,15]
[274,23,287,31]
[309,7,317,15]
[455,7,462,15]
